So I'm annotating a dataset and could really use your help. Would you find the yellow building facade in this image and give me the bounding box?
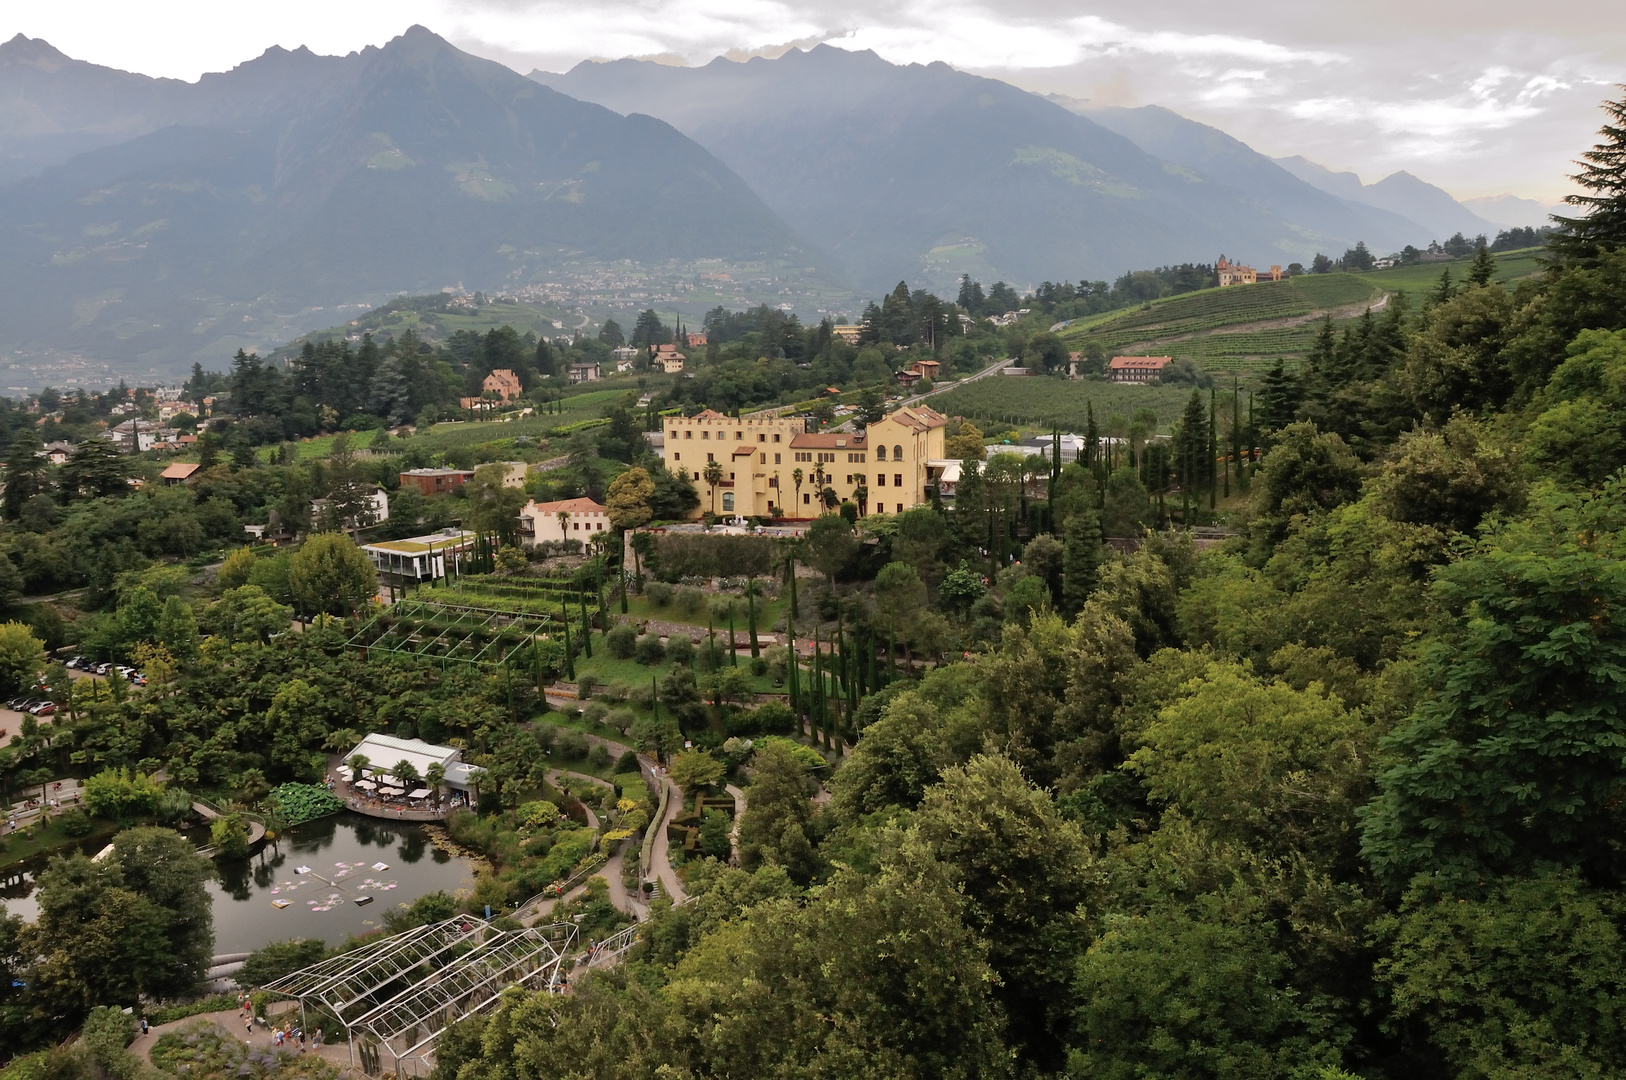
[662,405,947,519]
[663,408,807,518]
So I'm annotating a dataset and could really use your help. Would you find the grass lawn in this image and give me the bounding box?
[570,640,781,697]
[621,594,790,634]
[0,814,117,869]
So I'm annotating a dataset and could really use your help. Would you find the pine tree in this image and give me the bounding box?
[1467,241,1498,286]
[1549,87,1626,265]
[1430,268,1456,306]
[1258,360,1301,435]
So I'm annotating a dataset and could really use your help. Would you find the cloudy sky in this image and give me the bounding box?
[7,0,1621,202]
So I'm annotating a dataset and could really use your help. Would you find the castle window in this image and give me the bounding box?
[893,445,903,459]
[876,446,887,461]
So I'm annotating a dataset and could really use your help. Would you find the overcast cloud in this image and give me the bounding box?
[7,0,1621,201]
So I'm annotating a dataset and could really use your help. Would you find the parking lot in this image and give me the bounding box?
[0,657,146,740]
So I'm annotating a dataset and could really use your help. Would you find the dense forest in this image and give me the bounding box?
[417,95,1626,1080]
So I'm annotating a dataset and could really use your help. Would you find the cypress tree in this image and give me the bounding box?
[728,607,738,666]
[1209,388,1218,511]
[562,598,574,681]
[580,596,592,659]
[747,578,760,658]
[787,629,799,720]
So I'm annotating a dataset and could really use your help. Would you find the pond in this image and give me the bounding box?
[0,812,479,954]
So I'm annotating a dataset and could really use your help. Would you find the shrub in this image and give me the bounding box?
[577,673,599,699]
[666,635,694,666]
[614,750,641,774]
[750,656,768,677]
[582,701,610,727]
[516,800,562,828]
[82,767,163,820]
[587,743,612,771]
[556,730,590,760]
[634,633,666,666]
[239,938,326,986]
[646,581,674,607]
[613,771,651,800]
[675,586,705,616]
[58,809,93,837]
[699,808,732,859]
[604,623,638,659]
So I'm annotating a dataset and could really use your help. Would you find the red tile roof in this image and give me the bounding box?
[1109,356,1173,371]
[525,497,607,515]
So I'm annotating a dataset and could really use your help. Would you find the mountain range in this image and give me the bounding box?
[534,48,1472,292]
[0,28,1513,382]
[0,28,817,380]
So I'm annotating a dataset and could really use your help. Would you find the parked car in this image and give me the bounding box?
[29,701,56,716]
[126,672,147,687]
[64,656,85,670]
[93,662,113,676]
[6,696,29,710]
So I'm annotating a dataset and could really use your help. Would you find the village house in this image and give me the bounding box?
[568,361,602,384]
[311,485,390,527]
[517,496,611,546]
[653,344,687,374]
[1108,356,1173,383]
[459,368,523,409]
[398,468,474,496]
[894,358,942,388]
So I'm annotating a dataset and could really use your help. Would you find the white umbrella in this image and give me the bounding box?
[353,779,376,790]
[408,788,431,799]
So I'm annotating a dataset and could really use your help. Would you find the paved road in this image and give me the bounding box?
[648,775,689,903]
[830,356,1014,431]
[726,784,746,866]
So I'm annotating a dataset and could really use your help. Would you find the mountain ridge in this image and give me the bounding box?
[1273,155,1495,240]
[534,46,1436,292]
[0,27,826,379]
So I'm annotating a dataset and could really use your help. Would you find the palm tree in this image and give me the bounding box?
[425,762,446,806]
[820,486,839,511]
[792,467,805,513]
[557,510,571,543]
[854,483,869,517]
[393,760,422,795]
[703,459,725,514]
[346,753,370,785]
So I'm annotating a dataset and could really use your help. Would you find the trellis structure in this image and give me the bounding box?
[263,917,578,1077]
[346,599,559,668]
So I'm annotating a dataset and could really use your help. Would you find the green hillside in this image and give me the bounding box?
[1059,248,1548,372]
[931,378,1204,437]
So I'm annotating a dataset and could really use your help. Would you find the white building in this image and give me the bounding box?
[339,733,485,794]
[312,486,390,528]
[361,529,474,582]
[517,497,611,546]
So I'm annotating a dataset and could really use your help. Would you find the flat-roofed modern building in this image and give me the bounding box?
[361,529,474,583]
